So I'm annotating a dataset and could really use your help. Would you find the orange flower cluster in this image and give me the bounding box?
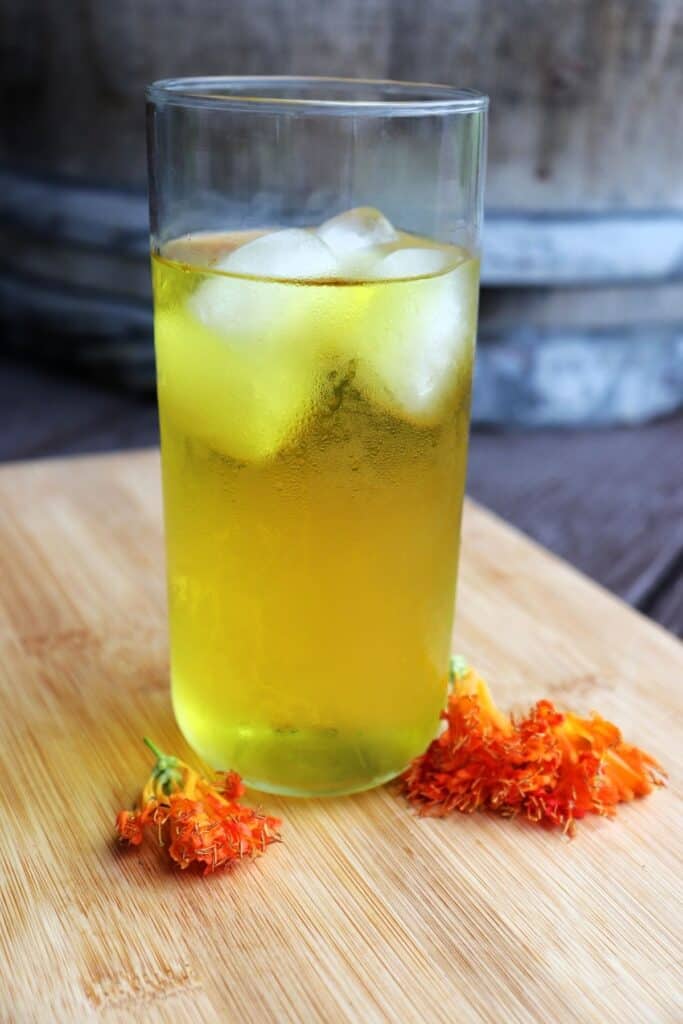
[116,739,280,873]
[401,661,665,834]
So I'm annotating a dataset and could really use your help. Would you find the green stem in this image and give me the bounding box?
[450,655,470,682]
[143,737,164,761]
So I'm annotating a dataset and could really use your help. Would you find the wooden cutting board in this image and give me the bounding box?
[0,450,680,1023]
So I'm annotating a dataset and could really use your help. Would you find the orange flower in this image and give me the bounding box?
[115,809,146,846]
[116,739,281,874]
[401,660,666,835]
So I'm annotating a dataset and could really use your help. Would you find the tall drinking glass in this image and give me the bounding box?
[146,77,487,797]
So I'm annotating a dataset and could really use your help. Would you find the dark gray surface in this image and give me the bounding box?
[469,421,683,634]
[1,353,681,637]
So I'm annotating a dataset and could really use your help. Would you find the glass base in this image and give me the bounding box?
[174,708,433,799]
[240,766,403,799]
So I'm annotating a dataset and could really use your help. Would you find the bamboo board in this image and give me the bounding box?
[0,450,680,1023]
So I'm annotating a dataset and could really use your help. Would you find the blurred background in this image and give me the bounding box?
[1,0,682,633]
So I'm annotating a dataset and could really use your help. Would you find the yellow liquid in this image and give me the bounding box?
[153,231,478,796]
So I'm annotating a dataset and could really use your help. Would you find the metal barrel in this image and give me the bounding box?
[1,0,681,422]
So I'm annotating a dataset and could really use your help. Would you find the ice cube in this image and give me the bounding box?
[189,270,278,342]
[371,247,452,280]
[190,227,342,349]
[225,228,339,280]
[176,239,342,462]
[317,207,397,273]
[189,236,332,342]
[343,258,480,424]
[157,297,321,463]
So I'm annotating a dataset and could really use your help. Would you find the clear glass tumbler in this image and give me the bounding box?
[146,77,487,797]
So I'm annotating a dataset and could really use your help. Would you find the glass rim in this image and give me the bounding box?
[146,75,489,117]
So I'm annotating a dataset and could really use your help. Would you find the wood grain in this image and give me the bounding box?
[3,1,681,210]
[0,449,680,1022]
